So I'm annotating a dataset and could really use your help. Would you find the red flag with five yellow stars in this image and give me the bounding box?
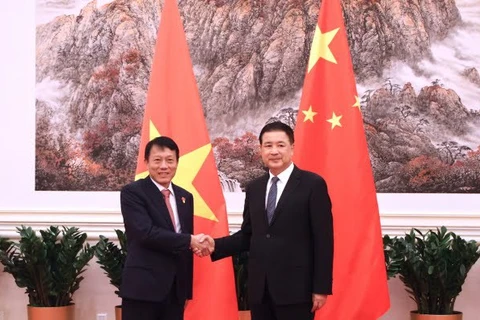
[135,0,238,318]
[293,0,390,318]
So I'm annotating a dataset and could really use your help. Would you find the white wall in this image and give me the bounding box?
[1,1,479,218]
[0,1,479,319]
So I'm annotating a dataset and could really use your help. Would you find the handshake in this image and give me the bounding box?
[190,234,215,257]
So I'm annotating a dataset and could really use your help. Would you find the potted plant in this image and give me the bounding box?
[233,251,250,320]
[0,236,11,251]
[0,226,95,320]
[383,226,480,320]
[94,229,127,320]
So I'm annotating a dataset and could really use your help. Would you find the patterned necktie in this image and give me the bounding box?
[161,189,176,231]
[266,176,279,224]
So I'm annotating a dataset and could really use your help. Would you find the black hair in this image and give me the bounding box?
[144,136,180,161]
[259,121,294,144]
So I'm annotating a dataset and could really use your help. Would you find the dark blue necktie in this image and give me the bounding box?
[266,176,279,224]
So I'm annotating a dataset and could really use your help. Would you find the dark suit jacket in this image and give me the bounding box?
[119,176,194,303]
[213,166,333,305]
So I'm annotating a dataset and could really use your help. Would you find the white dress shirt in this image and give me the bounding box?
[150,178,182,233]
[265,162,295,207]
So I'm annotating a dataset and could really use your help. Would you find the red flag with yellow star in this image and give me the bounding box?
[134,0,238,318]
[293,0,390,318]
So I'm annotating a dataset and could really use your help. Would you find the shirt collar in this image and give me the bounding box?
[150,177,174,195]
[269,162,294,184]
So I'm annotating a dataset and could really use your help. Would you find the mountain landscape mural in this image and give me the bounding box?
[35,0,480,192]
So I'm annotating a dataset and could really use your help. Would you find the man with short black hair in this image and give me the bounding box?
[201,121,334,320]
[120,136,207,320]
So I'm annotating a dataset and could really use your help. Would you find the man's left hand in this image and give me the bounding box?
[311,294,327,312]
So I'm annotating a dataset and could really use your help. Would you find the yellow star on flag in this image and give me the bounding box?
[302,106,318,122]
[308,26,340,72]
[173,143,217,221]
[352,96,361,108]
[327,112,343,130]
[135,121,218,222]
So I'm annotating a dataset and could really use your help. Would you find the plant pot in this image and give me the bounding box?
[115,305,122,320]
[239,310,251,320]
[27,305,75,320]
[410,311,463,320]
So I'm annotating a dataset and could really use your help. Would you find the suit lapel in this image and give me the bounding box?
[270,166,301,226]
[143,177,175,231]
[253,174,269,228]
[172,184,190,234]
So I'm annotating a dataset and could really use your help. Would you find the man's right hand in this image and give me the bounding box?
[190,234,214,257]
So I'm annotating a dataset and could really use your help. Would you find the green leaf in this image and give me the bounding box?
[94,231,127,298]
[428,266,434,275]
[383,227,480,314]
[0,226,95,306]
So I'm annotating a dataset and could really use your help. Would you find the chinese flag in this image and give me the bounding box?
[293,0,390,319]
[134,0,238,319]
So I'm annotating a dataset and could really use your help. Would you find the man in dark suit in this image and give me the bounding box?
[202,121,334,320]
[120,136,207,320]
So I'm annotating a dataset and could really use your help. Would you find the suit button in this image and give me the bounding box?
[266,234,271,238]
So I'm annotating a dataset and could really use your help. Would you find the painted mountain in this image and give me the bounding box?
[35,0,480,192]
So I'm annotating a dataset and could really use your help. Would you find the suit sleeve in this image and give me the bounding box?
[121,184,191,254]
[211,186,252,261]
[309,177,334,294]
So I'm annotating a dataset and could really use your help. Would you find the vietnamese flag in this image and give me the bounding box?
[293,0,390,318]
[134,0,238,319]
